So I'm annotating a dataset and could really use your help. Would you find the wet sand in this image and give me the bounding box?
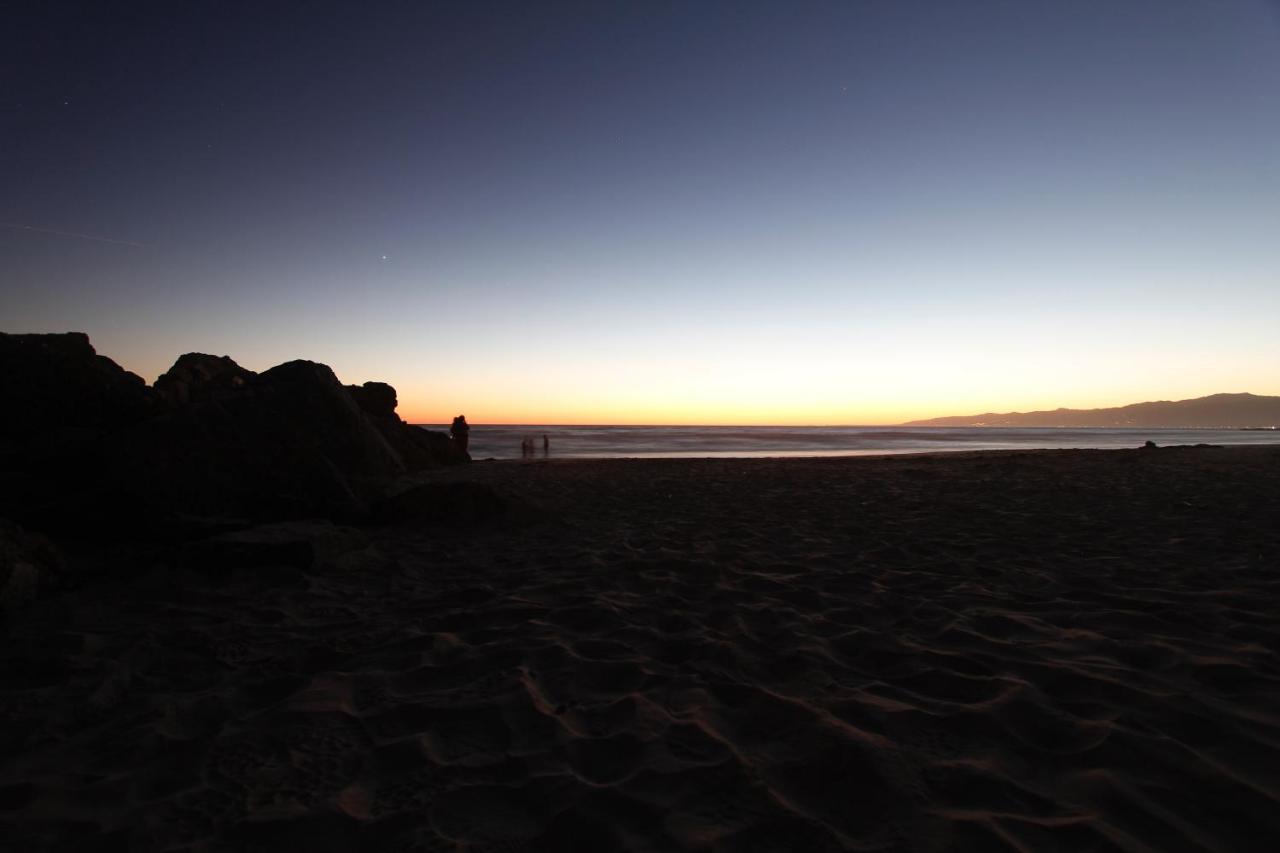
[3,446,1279,851]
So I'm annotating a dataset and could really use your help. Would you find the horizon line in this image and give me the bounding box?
[405,422,1268,429]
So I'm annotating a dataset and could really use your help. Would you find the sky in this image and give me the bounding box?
[3,0,1279,425]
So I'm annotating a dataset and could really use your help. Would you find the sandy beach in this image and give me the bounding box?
[3,445,1279,851]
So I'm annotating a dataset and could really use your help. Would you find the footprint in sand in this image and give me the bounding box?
[428,784,546,842]
[566,731,647,785]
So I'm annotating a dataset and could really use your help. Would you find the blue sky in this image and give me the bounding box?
[3,1,1278,423]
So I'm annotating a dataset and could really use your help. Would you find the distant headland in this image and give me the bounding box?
[904,393,1280,428]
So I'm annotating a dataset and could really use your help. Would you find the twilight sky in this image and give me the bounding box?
[3,0,1279,424]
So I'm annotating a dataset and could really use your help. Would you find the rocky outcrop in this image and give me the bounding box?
[347,381,398,419]
[181,520,368,574]
[110,360,407,520]
[348,380,471,468]
[0,333,159,529]
[374,482,519,527]
[0,332,155,442]
[1,333,471,535]
[0,519,64,621]
[154,353,256,405]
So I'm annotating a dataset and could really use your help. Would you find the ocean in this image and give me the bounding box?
[419,425,1280,460]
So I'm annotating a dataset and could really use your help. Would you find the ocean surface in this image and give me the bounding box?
[419,425,1280,460]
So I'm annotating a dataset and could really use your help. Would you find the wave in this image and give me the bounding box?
[415,425,1280,460]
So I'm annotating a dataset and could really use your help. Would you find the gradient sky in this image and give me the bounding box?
[4,1,1279,424]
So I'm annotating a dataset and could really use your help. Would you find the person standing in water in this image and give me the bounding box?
[542,434,550,455]
[450,415,470,455]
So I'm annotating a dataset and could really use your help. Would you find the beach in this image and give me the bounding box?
[3,446,1279,851]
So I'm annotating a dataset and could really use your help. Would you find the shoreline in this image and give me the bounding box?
[454,425,1280,463]
[453,440,1280,468]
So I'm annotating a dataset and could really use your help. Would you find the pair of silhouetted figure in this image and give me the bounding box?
[450,415,469,454]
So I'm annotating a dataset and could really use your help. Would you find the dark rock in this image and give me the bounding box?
[347,381,470,469]
[14,484,164,542]
[108,360,407,520]
[154,353,256,405]
[13,483,254,544]
[393,424,471,468]
[0,519,65,621]
[0,332,155,442]
[347,381,398,419]
[0,333,158,530]
[182,520,367,573]
[374,481,517,526]
[2,332,471,533]
[1143,440,1158,449]
[416,427,469,465]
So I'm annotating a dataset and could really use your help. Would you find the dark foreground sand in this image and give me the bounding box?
[3,446,1279,851]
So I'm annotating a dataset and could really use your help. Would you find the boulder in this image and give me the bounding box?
[0,519,64,621]
[154,353,256,405]
[387,423,470,469]
[181,520,367,574]
[374,481,517,526]
[0,332,155,442]
[347,381,470,468]
[108,360,407,520]
[1,333,470,532]
[347,381,398,419]
[414,427,469,465]
[0,333,158,524]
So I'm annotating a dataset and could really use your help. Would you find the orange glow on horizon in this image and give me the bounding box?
[396,389,1280,427]
[124,339,1280,429]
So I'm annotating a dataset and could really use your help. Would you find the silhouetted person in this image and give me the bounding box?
[450,415,470,454]
[543,434,550,455]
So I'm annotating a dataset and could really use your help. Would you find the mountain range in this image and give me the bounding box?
[904,393,1280,428]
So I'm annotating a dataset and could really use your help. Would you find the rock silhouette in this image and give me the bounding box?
[0,519,64,621]
[111,359,408,521]
[0,332,155,442]
[0,333,472,537]
[348,381,469,470]
[154,352,256,405]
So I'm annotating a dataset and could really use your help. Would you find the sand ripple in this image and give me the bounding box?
[2,447,1279,850]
